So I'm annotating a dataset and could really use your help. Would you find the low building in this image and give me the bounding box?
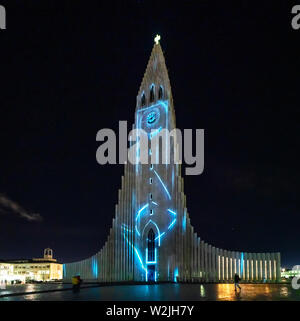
[281,266,300,279]
[0,248,62,284]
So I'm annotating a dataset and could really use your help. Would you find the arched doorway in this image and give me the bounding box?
[147,228,156,282]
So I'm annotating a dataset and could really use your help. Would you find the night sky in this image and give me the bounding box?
[0,1,299,267]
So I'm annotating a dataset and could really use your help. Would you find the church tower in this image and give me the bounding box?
[133,37,180,281]
[63,37,281,284]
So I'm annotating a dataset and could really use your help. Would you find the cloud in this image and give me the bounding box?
[0,194,43,222]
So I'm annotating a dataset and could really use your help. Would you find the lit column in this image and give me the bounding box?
[208,244,212,281]
[220,249,224,282]
[226,251,230,281]
[257,253,262,281]
[231,251,235,281]
[194,233,197,281]
[276,252,281,283]
[204,243,208,282]
[197,238,200,280]
[224,250,228,282]
[124,172,128,281]
[216,248,220,282]
[236,252,240,277]
[230,251,234,281]
[261,253,266,282]
[212,246,216,282]
[249,253,253,282]
[100,249,103,281]
[200,240,204,281]
[266,253,270,282]
[253,253,257,282]
[243,253,248,282]
[271,253,276,282]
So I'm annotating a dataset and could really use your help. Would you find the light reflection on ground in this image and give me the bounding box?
[0,283,299,301]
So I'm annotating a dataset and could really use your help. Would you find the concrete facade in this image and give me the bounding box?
[63,42,281,283]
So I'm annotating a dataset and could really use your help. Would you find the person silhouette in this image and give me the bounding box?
[234,273,241,291]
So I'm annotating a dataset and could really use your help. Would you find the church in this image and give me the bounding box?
[63,37,281,283]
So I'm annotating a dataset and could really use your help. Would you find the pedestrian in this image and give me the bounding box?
[72,275,80,293]
[234,273,241,291]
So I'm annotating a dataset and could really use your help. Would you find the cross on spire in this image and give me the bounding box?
[154,34,161,44]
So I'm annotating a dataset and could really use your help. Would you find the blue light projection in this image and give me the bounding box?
[174,267,179,282]
[167,209,177,216]
[63,264,66,278]
[153,169,171,200]
[182,211,186,232]
[92,257,98,278]
[141,219,161,247]
[146,248,157,264]
[168,219,176,230]
[241,252,244,276]
[135,204,149,222]
[122,227,147,274]
[154,231,165,243]
[150,126,162,139]
[147,111,158,125]
[132,100,181,282]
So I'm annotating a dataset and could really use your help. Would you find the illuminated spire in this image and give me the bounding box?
[137,36,174,113]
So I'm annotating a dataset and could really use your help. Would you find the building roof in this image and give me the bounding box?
[0,259,59,264]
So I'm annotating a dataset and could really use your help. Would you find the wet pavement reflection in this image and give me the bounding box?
[1,283,299,301]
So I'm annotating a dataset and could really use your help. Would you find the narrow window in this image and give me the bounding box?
[158,86,163,99]
[141,93,146,106]
[150,178,152,184]
[150,193,152,200]
[147,229,155,262]
[150,85,155,102]
[150,209,153,215]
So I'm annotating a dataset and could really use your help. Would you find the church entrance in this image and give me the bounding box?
[147,229,156,282]
[147,265,155,282]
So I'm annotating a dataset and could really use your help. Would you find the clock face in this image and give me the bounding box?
[147,111,157,125]
[144,108,160,127]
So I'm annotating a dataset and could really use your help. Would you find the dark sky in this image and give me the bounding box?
[0,1,299,267]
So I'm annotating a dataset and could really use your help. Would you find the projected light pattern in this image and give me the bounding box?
[241,252,244,276]
[122,225,147,274]
[92,257,98,278]
[63,42,281,284]
[150,126,162,138]
[153,169,171,200]
[146,248,157,264]
[133,98,177,281]
[174,267,179,282]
